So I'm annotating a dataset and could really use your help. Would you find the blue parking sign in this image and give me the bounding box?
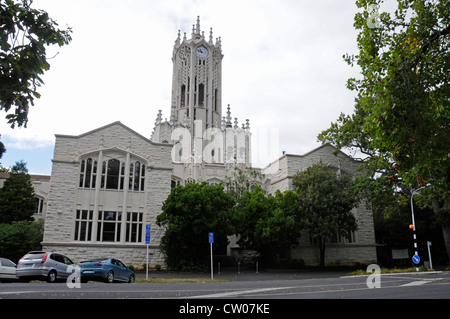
[209,232,214,244]
[145,225,151,244]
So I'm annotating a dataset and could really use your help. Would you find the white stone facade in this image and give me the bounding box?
[42,122,172,266]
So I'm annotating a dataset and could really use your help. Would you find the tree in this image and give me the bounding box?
[223,166,265,199]
[233,186,303,265]
[318,0,450,262]
[156,183,235,271]
[293,163,357,267]
[1,0,72,128]
[0,219,43,262]
[0,160,36,223]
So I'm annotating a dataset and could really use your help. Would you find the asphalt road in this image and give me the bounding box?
[1,270,449,316]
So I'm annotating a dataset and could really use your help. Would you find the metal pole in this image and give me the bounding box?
[210,242,213,280]
[427,241,433,270]
[410,185,428,272]
[411,192,419,272]
[146,244,149,280]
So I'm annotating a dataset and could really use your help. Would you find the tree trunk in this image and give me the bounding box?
[441,226,450,265]
[432,198,450,265]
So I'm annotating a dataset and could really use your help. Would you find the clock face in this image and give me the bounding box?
[195,46,209,58]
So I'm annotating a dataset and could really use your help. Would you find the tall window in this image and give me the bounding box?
[35,197,44,214]
[79,158,97,188]
[74,210,93,241]
[181,85,186,107]
[105,159,120,190]
[126,212,143,243]
[97,211,121,242]
[129,161,145,191]
[198,83,205,106]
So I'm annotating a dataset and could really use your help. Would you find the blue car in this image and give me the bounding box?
[78,258,135,283]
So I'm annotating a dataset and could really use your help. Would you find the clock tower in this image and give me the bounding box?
[151,16,252,180]
[170,16,223,131]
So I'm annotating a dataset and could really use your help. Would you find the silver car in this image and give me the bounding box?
[16,251,75,283]
[0,257,17,282]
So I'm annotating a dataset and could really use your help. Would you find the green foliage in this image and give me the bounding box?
[293,163,357,267]
[233,186,303,264]
[0,160,36,223]
[0,219,44,262]
[156,183,235,271]
[0,0,72,128]
[319,0,449,193]
[319,0,450,261]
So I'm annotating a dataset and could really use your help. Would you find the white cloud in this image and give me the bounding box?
[0,0,366,173]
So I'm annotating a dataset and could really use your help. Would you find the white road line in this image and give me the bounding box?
[401,280,433,287]
[182,286,294,299]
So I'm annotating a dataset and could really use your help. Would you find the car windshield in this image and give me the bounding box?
[81,258,109,263]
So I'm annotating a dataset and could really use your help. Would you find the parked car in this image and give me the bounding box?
[78,258,135,283]
[0,257,18,282]
[16,251,75,283]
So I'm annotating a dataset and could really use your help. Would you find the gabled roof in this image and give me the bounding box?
[55,121,168,146]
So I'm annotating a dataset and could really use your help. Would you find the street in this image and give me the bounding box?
[1,271,449,299]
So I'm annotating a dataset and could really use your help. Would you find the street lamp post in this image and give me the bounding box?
[410,185,428,272]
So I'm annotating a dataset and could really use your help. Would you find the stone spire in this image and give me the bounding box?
[226,105,232,128]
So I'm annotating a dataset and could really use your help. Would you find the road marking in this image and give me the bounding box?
[182,286,294,299]
[401,280,433,287]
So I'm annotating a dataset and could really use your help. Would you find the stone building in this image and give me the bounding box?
[41,17,377,267]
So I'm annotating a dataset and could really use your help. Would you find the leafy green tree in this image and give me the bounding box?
[0,0,72,128]
[293,163,357,267]
[233,186,303,265]
[0,219,43,262]
[0,160,36,223]
[318,0,450,262]
[156,183,235,271]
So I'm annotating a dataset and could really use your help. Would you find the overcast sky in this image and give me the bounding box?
[0,0,390,175]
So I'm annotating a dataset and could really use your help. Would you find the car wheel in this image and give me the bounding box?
[128,274,135,283]
[47,270,57,283]
[106,271,114,283]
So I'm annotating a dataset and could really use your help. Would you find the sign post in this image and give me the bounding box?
[209,233,214,280]
[145,225,151,280]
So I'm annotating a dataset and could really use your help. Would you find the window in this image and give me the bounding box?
[126,212,143,243]
[79,158,97,188]
[79,156,146,192]
[105,159,120,190]
[74,210,93,241]
[181,85,186,107]
[198,83,205,106]
[129,161,145,191]
[97,211,122,242]
[35,197,44,214]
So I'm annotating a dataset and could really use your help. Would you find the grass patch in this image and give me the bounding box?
[348,266,429,276]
